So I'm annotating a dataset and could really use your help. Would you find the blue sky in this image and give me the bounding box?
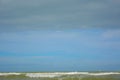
[0,0,120,72]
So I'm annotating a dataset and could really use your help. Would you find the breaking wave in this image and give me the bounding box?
[0,72,120,78]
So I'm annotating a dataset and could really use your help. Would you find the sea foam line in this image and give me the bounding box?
[0,72,120,78]
[25,72,120,78]
[0,73,21,76]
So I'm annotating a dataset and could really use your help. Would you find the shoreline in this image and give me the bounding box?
[0,72,120,78]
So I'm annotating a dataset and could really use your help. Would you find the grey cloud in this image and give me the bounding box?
[0,0,120,32]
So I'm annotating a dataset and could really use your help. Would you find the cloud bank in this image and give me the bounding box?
[0,0,120,32]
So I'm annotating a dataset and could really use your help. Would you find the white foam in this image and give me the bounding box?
[25,72,120,78]
[87,72,120,76]
[26,73,60,78]
[0,72,120,78]
[0,73,21,76]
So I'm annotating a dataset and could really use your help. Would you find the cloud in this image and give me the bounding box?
[102,29,120,39]
[0,0,120,33]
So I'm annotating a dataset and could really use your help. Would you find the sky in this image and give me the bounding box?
[0,0,120,72]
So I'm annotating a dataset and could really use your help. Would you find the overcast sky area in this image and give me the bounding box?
[0,0,120,72]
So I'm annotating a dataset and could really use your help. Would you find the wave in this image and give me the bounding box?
[0,72,120,78]
[0,72,21,76]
